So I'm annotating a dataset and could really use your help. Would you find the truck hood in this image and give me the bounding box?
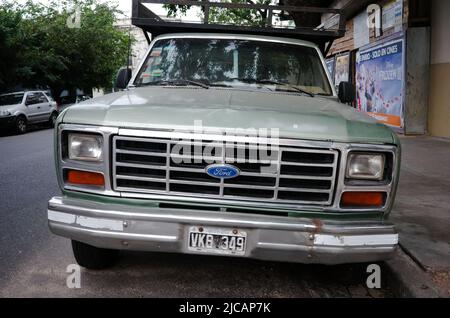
[61,87,396,144]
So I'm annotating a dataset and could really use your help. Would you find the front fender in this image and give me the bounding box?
[12,111,28,121]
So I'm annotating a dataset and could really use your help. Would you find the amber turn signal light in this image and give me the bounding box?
[340,192,385,208]
[67,170,105,186]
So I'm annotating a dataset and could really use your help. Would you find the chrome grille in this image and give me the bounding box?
[112,135,339,205]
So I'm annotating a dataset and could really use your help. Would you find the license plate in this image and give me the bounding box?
[188,226,247,256]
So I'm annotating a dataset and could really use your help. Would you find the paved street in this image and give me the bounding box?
[391,136,450,295]
[0,128,394,297]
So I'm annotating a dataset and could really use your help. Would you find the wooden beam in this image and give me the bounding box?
[139,0,343,14]
[132,0,347,44]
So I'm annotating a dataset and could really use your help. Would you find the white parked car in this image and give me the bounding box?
[0,91,58,134]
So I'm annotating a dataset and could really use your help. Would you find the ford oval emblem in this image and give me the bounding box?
[206,164,240,179]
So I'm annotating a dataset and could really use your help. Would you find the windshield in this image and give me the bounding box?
[134,38,333,96]
[0,93,24,106]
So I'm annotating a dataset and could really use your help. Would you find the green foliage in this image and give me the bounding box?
[0,2,24,88]
[208,0,273,27]
[164,0,274,27]
[163,0,328,29]
[0,0,132,98]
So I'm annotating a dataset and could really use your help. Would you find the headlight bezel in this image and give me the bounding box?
[57,124,119,196]
[67,132,104,162]
[345,152,386,181]
[339,146,398,212]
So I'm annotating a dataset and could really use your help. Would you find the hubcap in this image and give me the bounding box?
[18,119,26,132]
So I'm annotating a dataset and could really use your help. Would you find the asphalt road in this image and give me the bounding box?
[0,127,394,297]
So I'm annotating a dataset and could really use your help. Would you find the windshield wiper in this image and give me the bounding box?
[230,78,315,97]
[182,79,210,89]
[275,84,315,98]
[139,79,209,89]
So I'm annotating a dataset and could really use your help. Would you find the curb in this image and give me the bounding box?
[385,247,445,298]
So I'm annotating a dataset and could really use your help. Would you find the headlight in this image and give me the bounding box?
[346,153,385,180]
[68,133,103,162]
[0,110,11,117]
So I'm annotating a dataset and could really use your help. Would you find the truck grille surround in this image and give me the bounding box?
[112,135,339,206]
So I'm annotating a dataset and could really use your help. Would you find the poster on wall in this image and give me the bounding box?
[356,37,404,128]
[382,0,404,33]
[334,52,350,90]
[325,57,335,81]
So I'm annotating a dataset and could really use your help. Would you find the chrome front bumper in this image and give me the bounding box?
[48,196,398,265]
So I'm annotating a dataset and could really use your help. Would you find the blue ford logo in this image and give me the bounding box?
[206,164,240,179]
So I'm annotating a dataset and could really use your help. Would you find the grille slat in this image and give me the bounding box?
[113,135,338,205]
[280,161,335,167]
[116,179,166,191]
[117,153,166,166]
[279,178,332,190]
[225,175,276,187]
[116,149,167,157]
[170,171,220,183]
[282,150,335,164]
[116,139,167,153]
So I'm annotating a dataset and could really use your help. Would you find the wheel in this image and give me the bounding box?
[49,111,58,128]
[15,116,27,134]
[71,240,119,270]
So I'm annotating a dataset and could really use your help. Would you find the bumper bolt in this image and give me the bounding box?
[123,221,128,228]
[309,234,314,241]
[122,241,129,246]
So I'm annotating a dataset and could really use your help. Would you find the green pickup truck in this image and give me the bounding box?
[48,33,400,269]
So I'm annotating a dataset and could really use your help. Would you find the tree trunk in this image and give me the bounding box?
[50,87,64,105]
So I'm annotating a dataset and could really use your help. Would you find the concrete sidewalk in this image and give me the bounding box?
[390,135,450,296]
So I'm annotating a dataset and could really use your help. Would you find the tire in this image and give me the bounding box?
[71,240,119,270]
[49,111,58,128]
[15,116,27,134]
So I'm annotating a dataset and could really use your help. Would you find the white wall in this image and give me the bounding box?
[431,0,450,64]
[115,19,149,70]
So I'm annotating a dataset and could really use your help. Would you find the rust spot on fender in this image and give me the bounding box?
[312,219,323,234]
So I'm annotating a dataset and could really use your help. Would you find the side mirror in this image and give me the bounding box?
[338,82,356,104]
[115,67,132,90]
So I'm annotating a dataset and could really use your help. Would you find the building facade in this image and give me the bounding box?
[115,18,149,71]
[428,0,450,138]
[324,0,449,138]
